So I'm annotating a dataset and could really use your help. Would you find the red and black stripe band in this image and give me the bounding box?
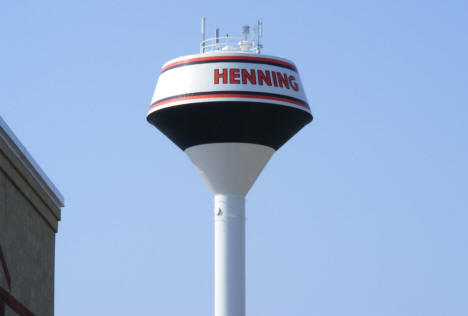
[161,56,297,73]
[149,91,309,111]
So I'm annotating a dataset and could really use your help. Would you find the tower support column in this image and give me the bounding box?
[214,194,245,316]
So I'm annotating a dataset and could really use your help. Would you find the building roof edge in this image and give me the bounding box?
[0,116,64,207]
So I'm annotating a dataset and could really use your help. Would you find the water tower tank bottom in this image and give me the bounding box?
[147,101,313,150]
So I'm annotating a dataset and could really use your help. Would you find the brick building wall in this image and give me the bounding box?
[0,117,63,316]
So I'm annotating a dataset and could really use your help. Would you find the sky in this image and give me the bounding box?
[1,0,467,315]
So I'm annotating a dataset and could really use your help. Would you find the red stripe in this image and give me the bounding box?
[148,93,310,112]
[161,56,296,72]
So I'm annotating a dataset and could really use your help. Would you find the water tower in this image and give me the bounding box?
[147,20,312,316]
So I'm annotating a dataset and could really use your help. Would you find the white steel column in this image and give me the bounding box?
[214,194,245,316]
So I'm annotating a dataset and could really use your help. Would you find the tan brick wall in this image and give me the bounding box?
[0,125,62,316]
[1,169,55,316]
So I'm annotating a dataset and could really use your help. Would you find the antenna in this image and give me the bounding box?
[201,17,206,53]
[239,25,252,52]
[242,25,249,41]
[215,28,219,48]
[256,20,263,54]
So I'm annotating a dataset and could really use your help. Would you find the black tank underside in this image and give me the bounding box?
[147,101,313,151]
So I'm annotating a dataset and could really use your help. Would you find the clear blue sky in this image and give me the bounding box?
[1,0,467,315]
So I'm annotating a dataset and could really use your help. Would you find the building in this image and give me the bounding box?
[0,116,63,316]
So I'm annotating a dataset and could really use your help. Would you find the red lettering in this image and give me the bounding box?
[277,72,290,89]
[241,69,256,85]
[257,70,272,86]
[289,75,299,91]
[214,69,228,84]
[272,71,278,87]
[230,68,240,84]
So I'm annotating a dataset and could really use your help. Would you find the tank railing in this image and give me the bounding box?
[200,36,258,54]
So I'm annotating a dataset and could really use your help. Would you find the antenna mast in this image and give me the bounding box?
[201,17,206,53]
[256,20,263,54]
